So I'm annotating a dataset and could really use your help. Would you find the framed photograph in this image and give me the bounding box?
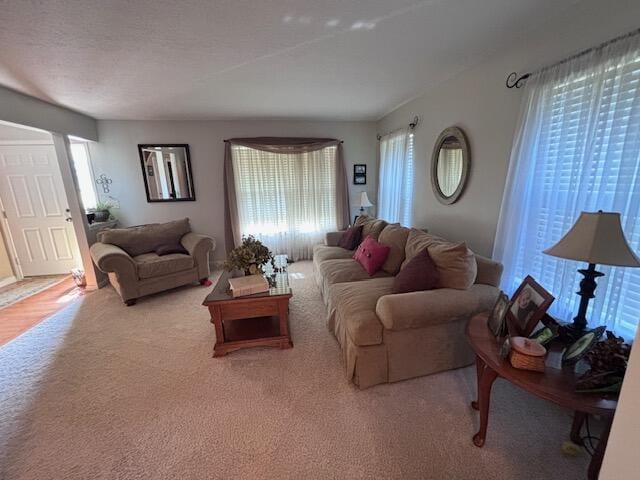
[507,276,554,337]
[487,292,510,338]
[353,174,366,185]
[354,164,367,175]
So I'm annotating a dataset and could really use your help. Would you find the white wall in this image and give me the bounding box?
[377,0,640,257]
[0,86,97,141]
[89,119,377,261]
[600,324,640,479]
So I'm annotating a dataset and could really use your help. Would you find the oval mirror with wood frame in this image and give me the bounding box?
[431,126,470,205]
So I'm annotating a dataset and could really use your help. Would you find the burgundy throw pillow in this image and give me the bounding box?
[393,248,440,294]
[155,243,188,256]
[338,225,363,250]
[353,235,391,276]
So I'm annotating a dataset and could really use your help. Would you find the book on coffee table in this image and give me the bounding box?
[228,274,269,297]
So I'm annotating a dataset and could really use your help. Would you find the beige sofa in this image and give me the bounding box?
[90,218,215,305]
[314,216,503,389]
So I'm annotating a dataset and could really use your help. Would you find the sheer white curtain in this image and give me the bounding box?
[378,128,414,226]
[494,33,640,339]
[232,144,338,260]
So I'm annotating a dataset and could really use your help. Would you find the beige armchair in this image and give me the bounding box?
[90,218,215,305]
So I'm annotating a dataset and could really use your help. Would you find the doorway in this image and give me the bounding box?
[0,123,82,282]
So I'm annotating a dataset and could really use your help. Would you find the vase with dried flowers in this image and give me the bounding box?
[224,235,275,276]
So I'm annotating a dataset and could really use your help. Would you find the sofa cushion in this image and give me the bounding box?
[338,225,363,250]
[354,236,390,276]
[133,252,194,279]
[354,215,388,241]
[328,277,395,346]
[402,229,477,290]
[393,248,439,294]
[156,243,188,256]
[98,218,191,257]
[378,224,410,275]
[319,258,391,299]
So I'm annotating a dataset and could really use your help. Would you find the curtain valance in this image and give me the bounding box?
[224,137,342,155]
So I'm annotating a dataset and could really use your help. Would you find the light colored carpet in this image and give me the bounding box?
[0,275,68,309]
[0,262,591,479]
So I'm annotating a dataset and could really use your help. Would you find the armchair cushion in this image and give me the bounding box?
[155,243,188,256]
[133,253,194,279]
[97,218,191,256]
[376,284,498,331]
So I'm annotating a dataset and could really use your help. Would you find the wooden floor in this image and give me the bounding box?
[0,276,89,346]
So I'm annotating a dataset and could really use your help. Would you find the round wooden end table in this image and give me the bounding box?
[465,313,618,480]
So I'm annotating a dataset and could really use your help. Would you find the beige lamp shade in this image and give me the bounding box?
[359,191,374,208]
[543,211,640,267]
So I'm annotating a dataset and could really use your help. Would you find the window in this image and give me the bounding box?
[494,36,640,339]
[231,144,339,260]
[69,142,98,211]
[378,129,414,226]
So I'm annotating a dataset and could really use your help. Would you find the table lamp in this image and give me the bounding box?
[359,191,374,215]
[543,211,640,337]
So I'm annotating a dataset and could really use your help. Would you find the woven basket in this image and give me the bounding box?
[509,337,546,373]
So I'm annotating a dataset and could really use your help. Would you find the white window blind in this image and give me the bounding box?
[231,144,338,260]
[494,35,640,339]
[378,129,414,226]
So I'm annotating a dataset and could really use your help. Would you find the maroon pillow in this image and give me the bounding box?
[393,248,440,294]
[155,243,188,256]
[338,225,363,250]
[353,235,391,276]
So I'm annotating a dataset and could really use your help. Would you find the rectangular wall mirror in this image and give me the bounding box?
[138,144,196,202]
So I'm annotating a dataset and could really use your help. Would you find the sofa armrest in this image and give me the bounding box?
[90,242,136,275]
[375,284,499,331]
[181,233,215,279]
[325,231,345,246]
[474,255,503,287]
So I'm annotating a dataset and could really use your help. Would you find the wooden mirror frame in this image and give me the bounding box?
[430,126,470,205]
[138,144,196,202]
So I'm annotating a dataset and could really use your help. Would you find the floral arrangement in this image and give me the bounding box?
[224,235,275,275]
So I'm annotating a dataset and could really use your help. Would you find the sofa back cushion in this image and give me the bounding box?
[392,248,439,294]
[354,215,388,241]
[353,236,390,276]
[97,218,191,257]
[338,225,363,250]
[402,228,477,290]
[378,224,410,275]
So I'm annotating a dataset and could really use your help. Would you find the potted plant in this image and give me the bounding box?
[93,200,112,222]
[224,235,275,275]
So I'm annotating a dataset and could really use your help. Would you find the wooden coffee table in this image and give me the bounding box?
[202,263,292,357]
[466,313,617,480]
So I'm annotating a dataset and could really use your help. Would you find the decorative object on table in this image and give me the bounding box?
[562,326,606,366]
[138,144,196,202]
[95,173,113,193]
[358,191,374,215]
[431,126,470,205]
[86,212,96,224]
[224,235,276,276]
[575,330,632,393]
[543,210,640,340]
[92,200,114,222]
[228,274,270,298]
[487,292,510,338]
[509,336,547,372]
[353,164,367,185]
[506,275,554,337]
[529,324,559,346]
[499,337,511,359]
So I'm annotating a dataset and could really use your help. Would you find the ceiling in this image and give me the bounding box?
[0,0,580,121]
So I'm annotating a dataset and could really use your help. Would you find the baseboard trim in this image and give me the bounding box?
[0,276,17,288]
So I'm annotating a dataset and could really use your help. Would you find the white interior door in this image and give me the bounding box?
[0,143,81,276]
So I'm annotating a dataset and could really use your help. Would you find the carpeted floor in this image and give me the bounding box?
[0,261,591,479]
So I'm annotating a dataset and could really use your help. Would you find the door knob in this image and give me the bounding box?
[65,217,73,222]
